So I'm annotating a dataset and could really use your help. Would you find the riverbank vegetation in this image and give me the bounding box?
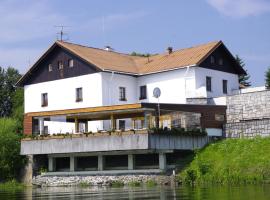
[180,137,270,185]
[0,180,25,191]
[0,67,26,182]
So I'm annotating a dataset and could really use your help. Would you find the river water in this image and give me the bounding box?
[1,185,270,200]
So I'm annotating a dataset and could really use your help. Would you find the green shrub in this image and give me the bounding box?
[146,180,157,187]
[79,181,91,187]
[0,118,26,181]
[111,180,124,187]
[128,181,141,187]
[0,179,25,191]
[180,137,270,185]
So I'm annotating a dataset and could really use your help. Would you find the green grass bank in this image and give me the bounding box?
[179,137,270,185]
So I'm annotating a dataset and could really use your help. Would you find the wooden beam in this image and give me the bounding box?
[25,103,142,117]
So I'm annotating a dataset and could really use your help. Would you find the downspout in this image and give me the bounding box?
[109,71,115,105]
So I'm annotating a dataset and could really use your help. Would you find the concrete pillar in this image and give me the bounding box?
[39,118,44,135]
[159,153,167,171]
[98,155,104,171]
[48,156,54,172]
[128,154,134,170]
[75,117,79,133]
[20,155,33,185]
[70,156,75,172]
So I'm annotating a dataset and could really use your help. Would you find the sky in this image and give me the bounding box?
[0,0,269,86]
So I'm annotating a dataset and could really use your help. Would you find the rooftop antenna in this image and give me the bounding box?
[54,25,70,41]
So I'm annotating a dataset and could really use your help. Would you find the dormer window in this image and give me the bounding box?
[58,61,63,70]
[210,56,215,64]
[48,64,52,72]
[68,59,74,67]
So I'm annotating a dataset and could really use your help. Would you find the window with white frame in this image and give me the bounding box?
[119,87,126,101]
[68,59,74,67]
[58,61,64,70]
[48,64,52,72]
[206,76,212,92]
[41,93,48,107]
[76,87,83,102]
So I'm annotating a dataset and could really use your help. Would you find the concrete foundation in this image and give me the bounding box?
[20,155,33,185]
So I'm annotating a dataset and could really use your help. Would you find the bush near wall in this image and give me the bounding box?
[179,137,270,185]
[0,118,26,181]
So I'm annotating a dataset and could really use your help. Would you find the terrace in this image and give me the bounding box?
[21,103,226,174]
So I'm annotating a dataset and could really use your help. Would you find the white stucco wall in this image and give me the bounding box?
[24,73,103,113]
[101,72,138,105]
[194,67,239,98]
[137,67,196,104]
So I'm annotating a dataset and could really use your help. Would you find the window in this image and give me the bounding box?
[76,88,83,102]
[68,59,74,67]
[41,93,48,107]
[139,85,147,100]
[48,64,52,72]
[119,87,126,101]
[219,58,223,65]
[58,61,63,70]
[119,120,125,131]
[206,76,212,92]
[210,56,215,64]
[223,80,228,94]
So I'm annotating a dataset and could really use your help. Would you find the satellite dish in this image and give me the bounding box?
[153,87,161,98]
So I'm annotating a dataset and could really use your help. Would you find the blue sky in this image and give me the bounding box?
[0,0,269,86]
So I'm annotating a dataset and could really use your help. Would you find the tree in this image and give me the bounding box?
[235,55,251,88]
[265,67,270,89]
[0,118,26,181]
[0,67,22,117]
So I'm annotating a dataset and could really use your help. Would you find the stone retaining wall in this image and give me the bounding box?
[225,119,270,138]
[225,89,270,137]
[33,175,175,187]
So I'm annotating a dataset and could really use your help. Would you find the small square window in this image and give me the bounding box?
[41,93,48,107]
[48,64,52,72]
[58,61,63,70]
[76,88,83,102]
[68,59,74,67]
[119,87,126,101]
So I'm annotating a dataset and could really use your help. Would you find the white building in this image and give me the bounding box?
[19,40,245,177]
[17,40,245,134]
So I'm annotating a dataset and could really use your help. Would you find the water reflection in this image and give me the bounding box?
[1,185,270,200]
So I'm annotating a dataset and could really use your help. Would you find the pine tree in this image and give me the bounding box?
[265,67,270,89]
[235,55,251,88]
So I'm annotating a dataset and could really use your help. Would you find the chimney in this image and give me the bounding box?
[167,47,173,54]
[104,45,114,51]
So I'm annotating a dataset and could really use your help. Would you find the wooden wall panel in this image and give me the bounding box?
[23,115,32,135]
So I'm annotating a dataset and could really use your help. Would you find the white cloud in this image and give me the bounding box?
[206,0,270,18]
